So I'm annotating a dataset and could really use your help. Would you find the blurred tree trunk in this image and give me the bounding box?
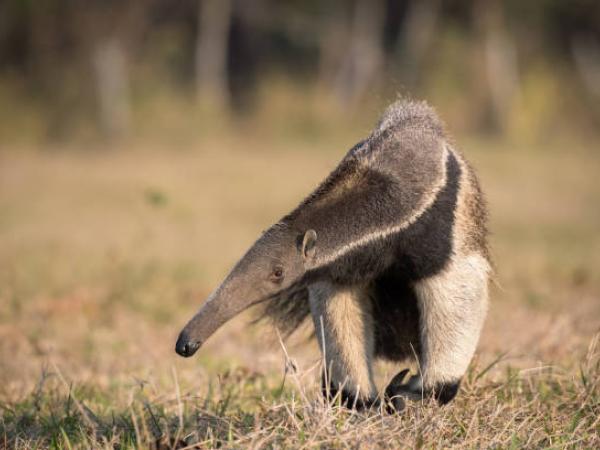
[78,0,145,141]
[28,2,77,139]
[92,36,131,139]
[474,0,520,134]
[395,0,441,89]
[196,0,232,110]
[322,0,385,109]
[571,34,600,100]
[317,0,349,92]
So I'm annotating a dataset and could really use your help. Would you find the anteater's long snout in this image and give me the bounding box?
[174,275,258,358]
[175,330,201,357]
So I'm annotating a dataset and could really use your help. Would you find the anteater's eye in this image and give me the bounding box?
[270,266,284,283]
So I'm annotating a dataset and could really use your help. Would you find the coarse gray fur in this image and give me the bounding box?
[176,99,490,411]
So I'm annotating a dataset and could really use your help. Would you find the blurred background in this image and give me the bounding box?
[1,0,599,143]
[0,0,599,401]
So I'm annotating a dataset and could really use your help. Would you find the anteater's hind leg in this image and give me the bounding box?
[386,253,489,407]
[308,281,377,409]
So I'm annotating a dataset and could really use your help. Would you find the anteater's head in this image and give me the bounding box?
[175,225,317,357]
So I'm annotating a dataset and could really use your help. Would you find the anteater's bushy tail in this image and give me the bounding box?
[375,99,445,137]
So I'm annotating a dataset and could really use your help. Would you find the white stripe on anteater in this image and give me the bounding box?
[311,144,450,269]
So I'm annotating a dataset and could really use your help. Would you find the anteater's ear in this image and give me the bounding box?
[301,229,317,261]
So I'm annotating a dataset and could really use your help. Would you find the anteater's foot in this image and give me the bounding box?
[321,378,380,411]
[384,369,462,413]
[383,369,412,413]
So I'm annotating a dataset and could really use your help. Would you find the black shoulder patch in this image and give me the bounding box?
[390,149,461,280]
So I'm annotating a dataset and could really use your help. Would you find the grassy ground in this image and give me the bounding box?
[0,129,599,448]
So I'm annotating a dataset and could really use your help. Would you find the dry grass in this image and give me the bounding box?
[0,131,599,448]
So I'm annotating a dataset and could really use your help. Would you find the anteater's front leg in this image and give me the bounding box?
[386,253,490,408]
[308,282,378,409]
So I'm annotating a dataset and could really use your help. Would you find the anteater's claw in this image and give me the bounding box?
[384,369,428,414]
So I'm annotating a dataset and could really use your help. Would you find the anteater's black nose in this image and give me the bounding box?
[175,332,200,357]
